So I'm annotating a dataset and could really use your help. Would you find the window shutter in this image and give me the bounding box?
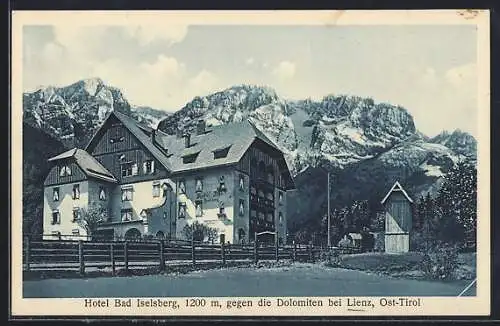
[151,161,155,173]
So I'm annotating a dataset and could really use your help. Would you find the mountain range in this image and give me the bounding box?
[22,78,477,235]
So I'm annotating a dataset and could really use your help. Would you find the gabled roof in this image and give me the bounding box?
[48,148,118,183]
[155,119,285,175]
[380,181,413,204]
[85,111,172,171]
[82,111,295,189]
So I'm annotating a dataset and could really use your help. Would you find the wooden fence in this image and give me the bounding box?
[23,237,361,276]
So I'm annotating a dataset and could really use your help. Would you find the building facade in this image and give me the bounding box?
[42,111,295,244]
[381,181,414,253]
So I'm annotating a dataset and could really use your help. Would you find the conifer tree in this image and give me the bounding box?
[435,160,477,245]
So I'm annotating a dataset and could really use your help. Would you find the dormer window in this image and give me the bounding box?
[213,145,231,159]
[59,165,72,177]
[182,152,199,164]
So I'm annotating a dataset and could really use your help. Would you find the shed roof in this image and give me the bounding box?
[48,148,117,183]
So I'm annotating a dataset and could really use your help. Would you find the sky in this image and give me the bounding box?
[22,24,477,138]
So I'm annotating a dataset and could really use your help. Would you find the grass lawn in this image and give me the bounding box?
[334,252,476,281]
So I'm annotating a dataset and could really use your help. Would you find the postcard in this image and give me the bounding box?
[10,9,490,318]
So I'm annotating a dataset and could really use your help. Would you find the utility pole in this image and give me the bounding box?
[327,171,331,248]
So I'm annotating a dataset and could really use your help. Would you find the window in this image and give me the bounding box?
[162,183,172,197]
[195,178,203,192]
[278,191,283,205]
[213,146,230,159]
[257,189,264,204]
[121,209,133,221]
[267,171,274,184]
[143,160,155,174]
[218,176,226,193]
[266,192,274,207]
[218,202,226,217]
[72,184,80,200]
[250,186,257,202]
[53,188,60,201]
[182,153,199,164]
[152,183,161,197]
[72,208,81,222]
[178,202,187,219]
[59,165,72,177]
[121,162,138,177]
[121,162,132,177]
[279,212,284,224]
[99,187,106,201]
[51,210,60,225]
[239,199,245,216]
[239,175,245,191]
[195,200,203,217]
[178,180,186,194]
[121,187,133,201]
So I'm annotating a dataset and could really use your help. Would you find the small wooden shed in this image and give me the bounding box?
[381,181,413,253]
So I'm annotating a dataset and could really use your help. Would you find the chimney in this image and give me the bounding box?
[184,133,191,148]
[176,127,183,139]
[151,129,157,144]
[196,119,206,135]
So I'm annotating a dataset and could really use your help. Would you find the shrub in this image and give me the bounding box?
[420,243,459,280]
[320,249,343,267]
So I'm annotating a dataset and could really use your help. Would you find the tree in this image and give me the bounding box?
[182,221,218,242]
[435,160,477,245]
[77,203,108,241]
[350,200,370,230]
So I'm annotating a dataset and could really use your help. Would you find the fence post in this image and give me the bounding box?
[253,233,258,264]
[24,236,30,272]
[221,241,226,266]
[275,233,279,262]
[292,240,297,262]
[191,237,196,267]
[159,240,165,272]
[124,241,129,272]
[78,240,85,276]
[110,243,115,276]
[308,241,313,262]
